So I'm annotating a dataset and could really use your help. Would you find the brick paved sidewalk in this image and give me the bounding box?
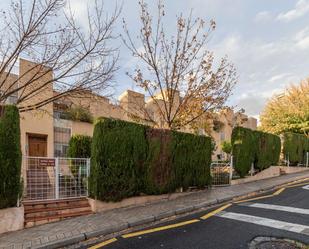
[0,171,308,249]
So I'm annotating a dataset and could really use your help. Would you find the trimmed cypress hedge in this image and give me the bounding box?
[90,118,148,201]
[254,131,281,171]
[144,129,173,194]
[231,127,255,177]
[90,118,212,202]
[0,105,22,209]
[67,135,92,158]
[282,132,309,165]
[171,131,211,190]
[231,127,281,177]
[144,129,212,195]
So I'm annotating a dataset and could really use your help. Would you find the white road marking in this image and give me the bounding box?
[302,185,309,190]
[216,212,309,235]
[243,203,309,215]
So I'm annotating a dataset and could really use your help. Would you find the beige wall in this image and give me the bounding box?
[63,91,128,121]
[0,59,60,158]
[210,109,257,160]
[72,121,93,137]
[18,59,54,157]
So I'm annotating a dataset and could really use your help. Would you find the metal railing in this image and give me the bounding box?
[23,156,90,201]
[283,152,309,167]
[211,156,233,186]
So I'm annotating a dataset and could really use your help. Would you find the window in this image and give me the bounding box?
[0,90,18,104]
[54,127,71,157]
[220,132,225,141]
[6,92,18,104]
[54,143,69,157]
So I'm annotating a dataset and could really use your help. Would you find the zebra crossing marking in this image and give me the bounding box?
[239,202,309,215]
[216,211,309,236]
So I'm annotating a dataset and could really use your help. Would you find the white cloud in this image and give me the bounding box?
[268,73,291,83]
[294,27,309,49]
[254,11,272,23]
[277,0,309,22]
[211,26,309,117]
[64,0,91,33]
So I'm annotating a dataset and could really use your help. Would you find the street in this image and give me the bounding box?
[88,181,309,249]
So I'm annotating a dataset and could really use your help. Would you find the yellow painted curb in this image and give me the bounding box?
[88,238,117,249]
[234,187,285,204]
[122,219,200,239]
[273,187,285,195]
[201,204,232,220]
[286,181,309,188]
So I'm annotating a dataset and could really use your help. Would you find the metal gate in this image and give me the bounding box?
[23,157,90,201]
[211,157,233,186]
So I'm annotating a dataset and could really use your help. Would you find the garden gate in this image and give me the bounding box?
[211,156,233,186]
[23,156,90,201]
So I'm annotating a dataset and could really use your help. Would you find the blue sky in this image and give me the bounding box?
[2,0,309,119]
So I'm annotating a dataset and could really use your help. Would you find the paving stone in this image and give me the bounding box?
[39,237,49,244]
[22,241,31,249]
[128,216,155,227]
[56,233,65,240]
[48,235,57,242]
[155,210,175,221]
[175,206,194,215]
[31,239,41,247]
[193,199,217,209]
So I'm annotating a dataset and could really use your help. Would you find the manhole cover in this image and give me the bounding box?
[249,237,307,249]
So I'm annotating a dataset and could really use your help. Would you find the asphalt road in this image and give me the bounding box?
[89,181,309,249]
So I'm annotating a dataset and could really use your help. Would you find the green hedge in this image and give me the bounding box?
[90,118,148,201]
[282,132,309,165]
[90,118,212,202]
[171,131,211,190]
[231,127,255,177]
[0,105,22,209]
[144,129,173,194]
[231,127,281,177]
[67,135,92,158]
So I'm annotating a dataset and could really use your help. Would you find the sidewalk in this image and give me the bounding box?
[1,171,309,249]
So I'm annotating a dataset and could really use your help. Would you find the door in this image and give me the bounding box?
[26,134,52,200]
[28,134,48,157]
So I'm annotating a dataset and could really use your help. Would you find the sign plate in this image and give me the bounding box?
[39,158,55,167]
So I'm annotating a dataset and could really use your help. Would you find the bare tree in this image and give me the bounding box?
[122,0,237,130]
[0,0,120,112]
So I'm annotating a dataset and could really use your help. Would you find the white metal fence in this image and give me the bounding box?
[211,156,233,186]
[284,152,309,167]
[23,157,90,201]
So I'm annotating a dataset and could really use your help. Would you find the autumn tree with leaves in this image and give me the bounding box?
[122,0,237,130]
[260,79,309,137]
[0,0,120,112]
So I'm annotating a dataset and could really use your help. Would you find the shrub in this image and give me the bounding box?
[144,129,173,194]
[64,106,93,123]
[231,127,255,177]
[90,118,148,201]
[221,140,232,155]
[90,118,212,202]
[171,131,211,190]
[0,105,22,208]
[282,132,309,165]
[254,131,281,170]
[67,135,92,158]
[231,127,281,177]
